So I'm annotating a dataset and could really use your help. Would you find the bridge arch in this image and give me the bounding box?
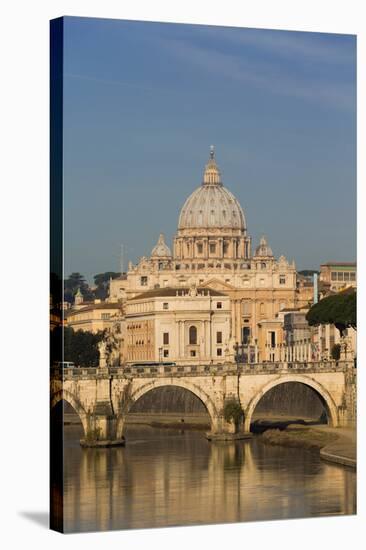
[50,389,89,437]
[244,374,339,432]
[116,378,218,438]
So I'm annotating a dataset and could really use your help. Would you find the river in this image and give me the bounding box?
[57,423,356,533]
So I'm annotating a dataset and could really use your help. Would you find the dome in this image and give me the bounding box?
[178,147,246,232]
[255,236,273,257]
[151,233,172,258]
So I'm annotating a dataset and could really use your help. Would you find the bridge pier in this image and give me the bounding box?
[81,402,125,448]
[206,415,252,442]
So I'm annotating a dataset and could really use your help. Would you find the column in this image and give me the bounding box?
[231,299,237,341]
[180,321,185,358]
[177,321,181,358]
[205,319,211,359]
[236,301,241,342]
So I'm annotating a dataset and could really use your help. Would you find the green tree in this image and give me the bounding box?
[223,399,244,431]
[93,272,121,300]
[331,344,341,361]
[306,289,356,336]
[64,272,94,303]
[51,327,105,367]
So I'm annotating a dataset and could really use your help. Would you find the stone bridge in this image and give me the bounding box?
[50,361,356,446]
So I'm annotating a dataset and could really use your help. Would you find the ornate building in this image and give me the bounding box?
[112,147,302,363]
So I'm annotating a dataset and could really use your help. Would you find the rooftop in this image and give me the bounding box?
[130,286,228,301]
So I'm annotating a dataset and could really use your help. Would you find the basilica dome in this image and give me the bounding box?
[177,147,246,233]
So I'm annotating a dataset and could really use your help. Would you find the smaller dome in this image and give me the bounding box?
[151,234,172,258]
[255,236,273,257]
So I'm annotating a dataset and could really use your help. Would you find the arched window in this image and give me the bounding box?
[189,325,197,345]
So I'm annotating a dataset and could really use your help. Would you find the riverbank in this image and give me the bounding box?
[260,424,356,469]
[125,412,210,430]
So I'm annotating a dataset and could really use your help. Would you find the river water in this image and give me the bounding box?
[61,424,356,533]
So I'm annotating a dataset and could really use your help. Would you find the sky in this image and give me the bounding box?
[62,17,356,284]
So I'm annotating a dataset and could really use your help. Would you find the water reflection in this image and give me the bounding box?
[58,425,356,533]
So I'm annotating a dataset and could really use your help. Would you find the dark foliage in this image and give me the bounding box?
[331,344,341,361]
[51,326,105,367]
[93,272,121,300]
[306,289,356,336]
[223,399,244,427]
[64,272,94,303]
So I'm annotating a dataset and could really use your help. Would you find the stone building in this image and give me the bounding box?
[320,262,356,292]
[65,301,123,334]
[125,286,231,364]
[113,147,302,362]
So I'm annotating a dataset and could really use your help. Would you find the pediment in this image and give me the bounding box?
[201,278,236,291]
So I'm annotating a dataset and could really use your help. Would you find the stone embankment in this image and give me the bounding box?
[260,424,356,469]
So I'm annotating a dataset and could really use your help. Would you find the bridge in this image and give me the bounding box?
[50,361,356,446]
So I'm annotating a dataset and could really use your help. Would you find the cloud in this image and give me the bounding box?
[161,34,355,111]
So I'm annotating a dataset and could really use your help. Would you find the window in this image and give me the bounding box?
[189,326,197,345]
[269,331,276,347]
[216,331,222,344]
[242,327,250,345]
[140,276,148,286]
[210,243,216,254]
[101,313,110,320]
[216,301,222,309]
[223,241,229,254]
[163,302,169,310]
[190,350,196,357]
[217,348,222,356]
[331,272,337,281]
[344,272,350,281]
[261,262,266,269]
[163,349,169,358]
[163,332,169,345]
[197,243,203,254]
[350,272,356,281]
[337,272,344,281]
[279,275,286,285]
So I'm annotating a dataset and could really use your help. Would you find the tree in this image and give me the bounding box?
[93,272,121,300]
[331,344,341,361]
[223,399,244,430]
[298,270,319,277]
[51,326,105,367]
[306,288,356,336]
[64,272,94,303]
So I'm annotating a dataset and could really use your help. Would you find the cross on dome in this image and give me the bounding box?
[203,145,222,186]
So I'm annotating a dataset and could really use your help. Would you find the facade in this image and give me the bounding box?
[113,148,300,362]
[65,301,123,334]
[320,262,356,292]
[107,149,356,365]
[125,286,231,364]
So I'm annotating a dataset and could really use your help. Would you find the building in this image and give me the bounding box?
[320,262,356,292]
[65,301,123,334]
[111,148,302,362]
[125,286,231,364]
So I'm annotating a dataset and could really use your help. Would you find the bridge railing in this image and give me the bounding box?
[50,360,354,379]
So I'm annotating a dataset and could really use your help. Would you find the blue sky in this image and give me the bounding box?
[62,17,356,283]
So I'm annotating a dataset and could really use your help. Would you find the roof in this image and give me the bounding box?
[130,286,228,301]
[320,262,356,268]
